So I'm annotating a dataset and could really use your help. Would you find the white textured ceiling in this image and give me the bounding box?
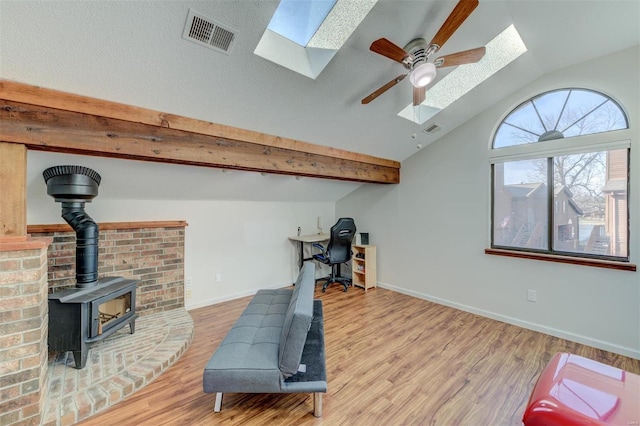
[1,0,639,201]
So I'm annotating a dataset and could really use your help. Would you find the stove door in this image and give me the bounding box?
[90,286,135,338]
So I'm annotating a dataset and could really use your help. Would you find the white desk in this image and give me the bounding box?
[289,233,330,269]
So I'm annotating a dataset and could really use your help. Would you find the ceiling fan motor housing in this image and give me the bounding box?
[403,38,429,70]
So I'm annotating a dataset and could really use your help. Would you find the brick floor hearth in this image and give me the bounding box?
[42,308,194,425]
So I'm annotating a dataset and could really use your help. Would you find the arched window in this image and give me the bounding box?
[490,88,630,263]
[493,88,628,148]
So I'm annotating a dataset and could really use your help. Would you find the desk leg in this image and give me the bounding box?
[298,241,304,270]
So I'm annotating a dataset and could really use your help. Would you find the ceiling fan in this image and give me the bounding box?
[362,0,486,106]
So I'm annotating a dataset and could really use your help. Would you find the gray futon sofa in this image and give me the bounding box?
[202,263,327,417]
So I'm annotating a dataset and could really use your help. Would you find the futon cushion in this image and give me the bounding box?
[202,288,292,393]
[278,263,315,378]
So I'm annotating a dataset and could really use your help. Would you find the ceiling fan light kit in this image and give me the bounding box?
[410,62,437,87]
[362,0,483,106]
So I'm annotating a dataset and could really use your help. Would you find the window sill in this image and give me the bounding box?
[485,248,636,272]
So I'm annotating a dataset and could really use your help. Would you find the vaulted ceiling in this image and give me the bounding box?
[1,0,638,202]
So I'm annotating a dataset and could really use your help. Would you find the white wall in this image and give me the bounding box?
[28,197,334,310]
[337,46,640,359]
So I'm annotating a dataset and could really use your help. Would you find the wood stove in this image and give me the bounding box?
[43,165,138,369]
[48,277,138,368]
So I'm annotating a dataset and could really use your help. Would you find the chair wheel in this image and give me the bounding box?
[343,287,348,292]
[322,288,326,293]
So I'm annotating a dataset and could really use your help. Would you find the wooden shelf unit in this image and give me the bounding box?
[352,245,376,291]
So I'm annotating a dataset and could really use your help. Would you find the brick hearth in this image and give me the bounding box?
[42,308,193,425]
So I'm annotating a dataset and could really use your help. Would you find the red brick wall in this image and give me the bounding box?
[0,222,184,426]
[0,239,50,426]
[30,222,185,316]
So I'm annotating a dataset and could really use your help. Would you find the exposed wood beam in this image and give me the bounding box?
[0,80,400,183]
[1,100,399,183]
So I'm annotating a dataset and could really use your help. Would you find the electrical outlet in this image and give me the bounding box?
[216,273,222,283]
[527,289,537,302]
[186,277,193,299]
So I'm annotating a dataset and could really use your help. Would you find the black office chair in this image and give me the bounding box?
[312,218,356,292]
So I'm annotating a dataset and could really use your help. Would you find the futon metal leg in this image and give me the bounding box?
[313,393,322,417]
[214,392,222,412]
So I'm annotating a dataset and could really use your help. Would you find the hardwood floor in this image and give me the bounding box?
[78,286,640,425]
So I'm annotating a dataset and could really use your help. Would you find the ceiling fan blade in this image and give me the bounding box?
[434,46,486,68]
[361,74,408,104]
[370,38,411,63]
[413,86,426,106]
[429,0,479,50]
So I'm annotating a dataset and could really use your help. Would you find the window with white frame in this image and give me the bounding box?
[490,88,630,261]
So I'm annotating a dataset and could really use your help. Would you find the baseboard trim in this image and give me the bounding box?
[185,282,291,311]
[377,281,640,360]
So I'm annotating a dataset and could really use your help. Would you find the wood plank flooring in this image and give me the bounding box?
[78,286,640,425]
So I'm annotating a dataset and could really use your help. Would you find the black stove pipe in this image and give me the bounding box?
[43,165,101,288]
[61,202,99,286]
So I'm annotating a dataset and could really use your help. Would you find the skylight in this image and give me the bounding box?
[255,0,377,79]
[399,24,528,124]
[267,0,338,47]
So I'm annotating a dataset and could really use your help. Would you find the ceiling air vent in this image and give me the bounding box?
[423,124,441,134]
[182,9,237,55]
